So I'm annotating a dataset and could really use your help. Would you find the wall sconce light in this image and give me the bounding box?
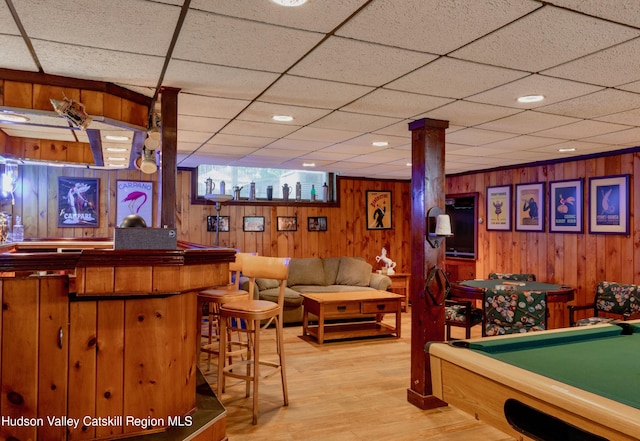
[144,113,161,150]
[139,147,157,174]
[2,161,18,205]
[426,207,452,248]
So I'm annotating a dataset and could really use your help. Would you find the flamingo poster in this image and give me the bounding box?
[116,180,153,227]
[58,177,99,227]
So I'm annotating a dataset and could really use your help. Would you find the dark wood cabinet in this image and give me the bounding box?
[445,258,476,283]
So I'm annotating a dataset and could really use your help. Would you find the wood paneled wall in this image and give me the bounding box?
[3,164,158,238]
[176,170,413,273]
[447,150,640,325]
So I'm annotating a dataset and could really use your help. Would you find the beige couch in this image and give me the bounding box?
[241,256,392,324]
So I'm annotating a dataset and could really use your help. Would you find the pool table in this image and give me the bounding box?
[428,322,640,441]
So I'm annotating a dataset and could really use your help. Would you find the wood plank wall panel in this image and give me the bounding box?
[177,170,413,274]
[446,150,640,328]
[5,164,158,238]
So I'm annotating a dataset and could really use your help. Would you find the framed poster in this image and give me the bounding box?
[207,215,230,232]
[308,216,327,232]
[549,179,583,233]
[515,182,545,232]
[366,190,392,230]
[589,174,629,235]
[486,185,511,231]
[116,180,153,227]
[243,216,265,232]
[58,177,99,227]
[277,216,297,232]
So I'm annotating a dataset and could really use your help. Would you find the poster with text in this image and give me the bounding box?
[58,177,99,227]
[486,185,511,231]
[116,180,153,227]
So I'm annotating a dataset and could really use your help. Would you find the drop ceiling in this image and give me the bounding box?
[3,0,640,178]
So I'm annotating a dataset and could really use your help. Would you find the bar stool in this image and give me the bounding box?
[217,255,290,424]
[197,252,253,371]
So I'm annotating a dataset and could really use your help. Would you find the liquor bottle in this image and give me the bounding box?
[310,184,316,201]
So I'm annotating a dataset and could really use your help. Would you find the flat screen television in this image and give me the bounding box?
[445,194,477,259]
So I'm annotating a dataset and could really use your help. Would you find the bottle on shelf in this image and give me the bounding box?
[13,215,24,242]
[310,184,316,201]
[322,182,329,202]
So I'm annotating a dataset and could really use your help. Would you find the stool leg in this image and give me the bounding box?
[217,316,227,396]
[207,303,215,371]
[276,315,288,406]
[252,318,260,425]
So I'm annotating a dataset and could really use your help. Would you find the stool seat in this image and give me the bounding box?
[220,300,279,316]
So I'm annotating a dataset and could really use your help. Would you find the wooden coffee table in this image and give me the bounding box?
[301,290,403,344]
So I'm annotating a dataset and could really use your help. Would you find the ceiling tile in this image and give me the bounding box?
[237,102,332,125]
[336,0,540,54]
[422,101,521,127]
[388,57,529,99]
[536,89,640,119]
[549,0,640,28]
[477,111,581,134]
[260,75,374,109]
[284,127,360,143]
[309,111,401,133]
[164,61,280,100]
[542,37,640,87]
[534,120,631,140]
[220,120,300,138]
[190,0,369,33]
[450,5,640,71]
[342,89,454,118]
[174,10,324,72]
[289,36,437,86]
[178,94,251,119]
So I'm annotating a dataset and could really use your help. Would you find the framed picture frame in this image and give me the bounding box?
[116,180,153,227]
[486,185,511,231]
[243,216,265,232]
[277,216,297,232]
[58,177,99,227]
[549,179,583,233]
[308,216,327,232]
[366,190,392,230]
[515,182,545,232]
[207,215,230,232]
[589,174,630,235]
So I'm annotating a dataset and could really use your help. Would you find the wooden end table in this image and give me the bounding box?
[301,290,403,344]
[386,272,411,311]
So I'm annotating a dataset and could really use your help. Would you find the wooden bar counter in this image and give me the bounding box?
[0,239,233,441]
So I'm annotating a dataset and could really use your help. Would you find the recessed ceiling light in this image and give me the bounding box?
[106,147,127,152]
[406,162,412,167]
[0,113,29,123]
[517,95,545,103]
[372,141,388,147]
[271,0,307,6]
[107,157,126,161]
[302,162,316,167]
[272,115,294,122]
[105,135,130,141]
[107,163,127,168]
[558,147,576,152]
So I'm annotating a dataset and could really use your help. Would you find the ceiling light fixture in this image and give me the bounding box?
[558,147,576,152]
[0,113,29,123]
[105,135,129,141]
[106,147,127,152]
[272,115,294,122]
[106,157,126,161]
[271,0,307,6]
[302,162,316,167]
[372,141,388,147]
[517,95,545,103]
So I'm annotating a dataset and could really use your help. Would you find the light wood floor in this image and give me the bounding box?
[201,312,514,441]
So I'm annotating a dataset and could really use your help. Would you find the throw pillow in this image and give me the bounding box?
[287,257,326,286]
[335,257,372,287]
[255,278,280,291]
[322,257,341,285]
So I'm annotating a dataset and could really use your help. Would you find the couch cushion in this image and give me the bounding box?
[287,257,326,286]
[296,285,375,294]
[335,257,372,287]
[259,287,303,308]
[322,257,341,285]
[255,278,280,291]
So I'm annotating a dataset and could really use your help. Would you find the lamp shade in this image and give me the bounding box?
[435,214,452,236]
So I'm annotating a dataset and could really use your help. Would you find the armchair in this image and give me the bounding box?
[484,289,546,336]
[568,281,640,326]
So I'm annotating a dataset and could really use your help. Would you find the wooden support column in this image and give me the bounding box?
[407,117,449,410]
[160,87,179,229]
